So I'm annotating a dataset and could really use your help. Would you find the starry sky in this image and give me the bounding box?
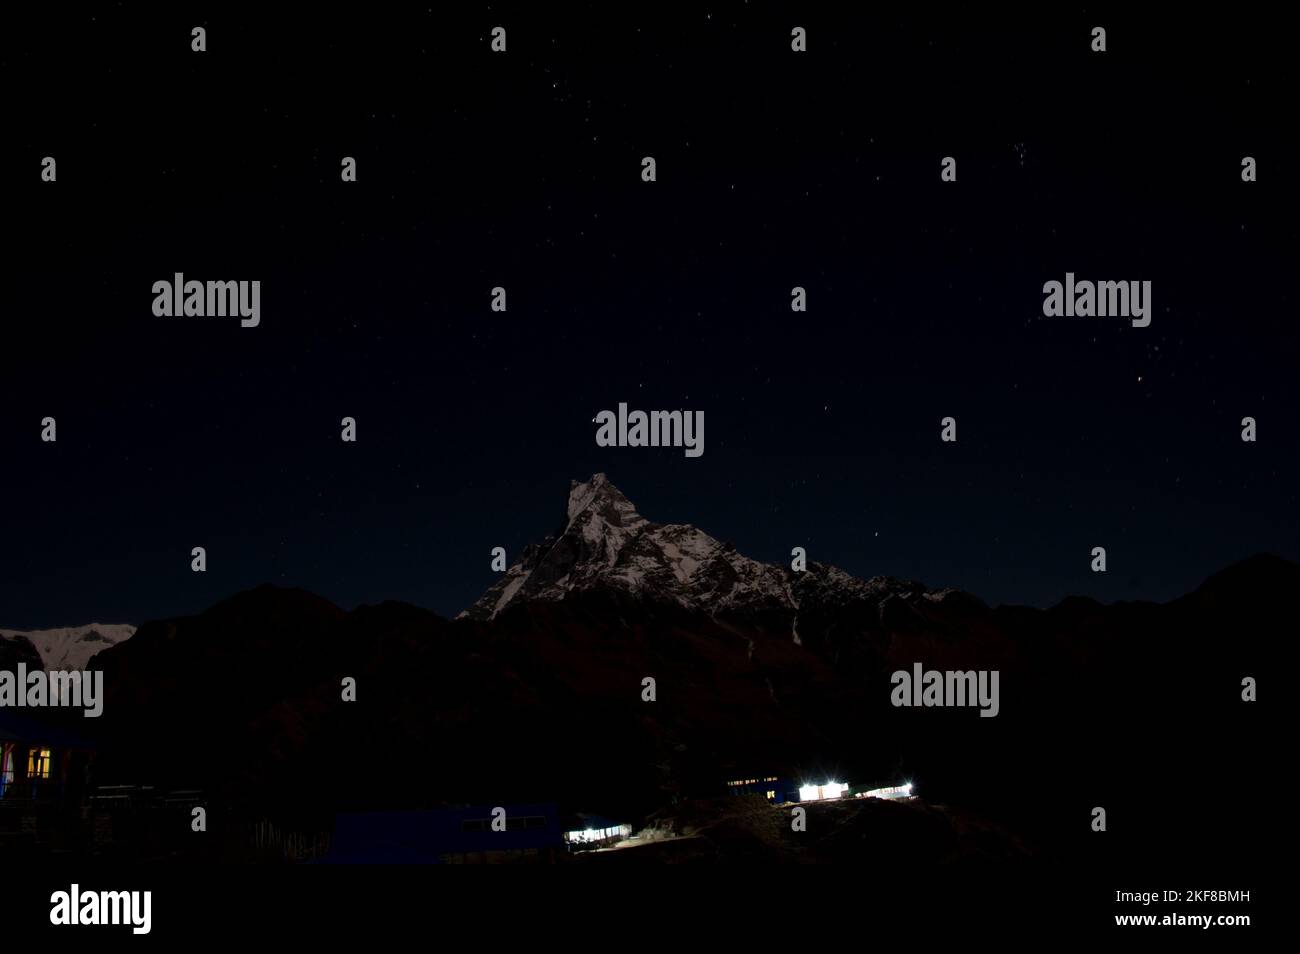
[3,7,1296,629]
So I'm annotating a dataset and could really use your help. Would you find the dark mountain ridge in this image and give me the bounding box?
[76,476,1285,869]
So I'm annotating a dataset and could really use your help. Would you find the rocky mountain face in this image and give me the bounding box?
[0,623,136,671]
[463,473,957,632]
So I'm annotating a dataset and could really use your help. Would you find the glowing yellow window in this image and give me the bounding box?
[766,790,776,800]
[28,748,51,779]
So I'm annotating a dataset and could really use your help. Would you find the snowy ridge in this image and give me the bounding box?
[460,474,945,624]
[0,623,136,671]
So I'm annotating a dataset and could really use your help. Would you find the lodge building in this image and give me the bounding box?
[0,710,94,803]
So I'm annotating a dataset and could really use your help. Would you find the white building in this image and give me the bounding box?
[797,781,849,802]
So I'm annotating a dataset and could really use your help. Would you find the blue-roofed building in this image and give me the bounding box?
[320,803,563,864]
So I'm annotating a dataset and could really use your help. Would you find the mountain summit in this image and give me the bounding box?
[461,473,945,626]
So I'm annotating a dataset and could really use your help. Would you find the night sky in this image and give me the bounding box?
[3,7,1296,629]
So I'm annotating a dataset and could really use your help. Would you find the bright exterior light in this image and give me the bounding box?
[798,781,848,801]
[565,824,633,845]
[862,783,913,800]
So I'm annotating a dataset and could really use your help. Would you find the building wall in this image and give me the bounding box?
[0,743,86,801]
[724,776,793,803]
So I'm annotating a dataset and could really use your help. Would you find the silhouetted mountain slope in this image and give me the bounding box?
[84,476,1289,870]
[0,632,42,672]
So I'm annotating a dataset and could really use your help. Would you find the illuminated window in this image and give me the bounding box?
[27,748,51,779]
[766,790,776,800]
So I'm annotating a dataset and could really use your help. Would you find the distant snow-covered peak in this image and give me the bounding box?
[0,623,136,671]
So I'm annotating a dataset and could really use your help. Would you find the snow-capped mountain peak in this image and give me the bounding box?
[461,474,938,623]
[566,472,645,525]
